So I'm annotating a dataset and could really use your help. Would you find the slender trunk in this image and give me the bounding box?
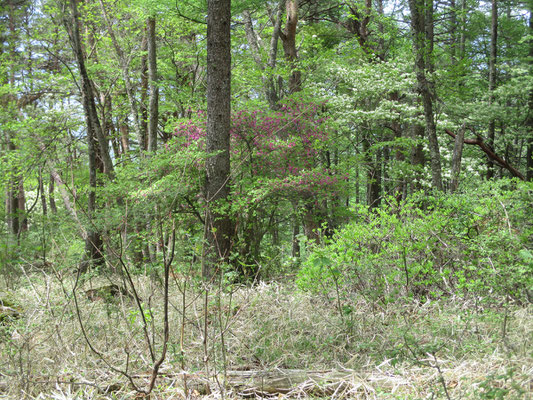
[266,1,284,107]
[487,0,498,179]
[377,0,385,57]
[147,16,159,152]
[364,137,381,208]
[459,0,466,58]
[291,202,300,258]
[450,0,457,64]
[98,0,144,150]
[140,32,149,151]
[408,0,443,191]
[410,120,426,193]
[450,124,466,192]
[67,0,106,268]
[49,174,57,214]
[205,0,233,276]
[243,10,278,108]
[527,7,533,181]
[17,178,27,233]
[39,168,47,216]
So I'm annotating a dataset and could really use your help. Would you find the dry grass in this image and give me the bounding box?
[0,267,531,399]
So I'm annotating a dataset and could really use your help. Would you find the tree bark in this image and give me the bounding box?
[67,0,107,268]
[449,123,466,192]
[147,16,159,152]
[205,0,233,277]
[98,0,144,151]
[280,0,301,94]
[408,0,443,191]
[486,0,498,179]
[450,0,457,64]
[526,5,532,181]
[459,0,466,58]
[39,168,47,216]
[444,128,524,181]
[49,174,57,214]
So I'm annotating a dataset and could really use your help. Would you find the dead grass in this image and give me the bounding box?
[0,268,531,399]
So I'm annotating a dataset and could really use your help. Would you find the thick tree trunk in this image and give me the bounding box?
[486,0,498,179]
[280,0,301,94]
[147,16,158,152]
[204,0,233,277]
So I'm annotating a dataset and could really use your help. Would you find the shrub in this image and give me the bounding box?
[297,179,533,304]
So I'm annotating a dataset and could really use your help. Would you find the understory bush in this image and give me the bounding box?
[297,179,533,305]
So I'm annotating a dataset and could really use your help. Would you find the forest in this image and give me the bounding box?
[0,0,532,398]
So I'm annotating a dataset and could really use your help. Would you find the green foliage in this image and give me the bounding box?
[297,179,533,304]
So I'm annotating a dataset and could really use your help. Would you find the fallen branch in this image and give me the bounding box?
[444,128,525,181]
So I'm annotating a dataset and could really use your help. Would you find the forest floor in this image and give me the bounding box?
[0,270,531,399]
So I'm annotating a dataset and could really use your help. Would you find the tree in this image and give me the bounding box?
[204,0,233,276]
[486,0,498,179]
[66,0,110,269]
[408,0,443,191]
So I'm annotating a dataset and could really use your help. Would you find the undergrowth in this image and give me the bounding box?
[0,273,531,399]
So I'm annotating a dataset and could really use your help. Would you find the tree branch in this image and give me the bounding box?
[444,128,525,181]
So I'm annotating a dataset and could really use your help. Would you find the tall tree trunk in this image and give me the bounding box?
[527,6,533,181]
[98,0,144,151]
[68,0,107,268]
[280,0,301,94]
[147,16,159,152]
[204,0,233,277]
[487,0,498,179]
[526,7,533,182]
[459,0,466,58]
[408,0,443,191]
[4,0,25,237]
[242,8,282,109]
[266,0,285,108]
[450,0,457,64]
